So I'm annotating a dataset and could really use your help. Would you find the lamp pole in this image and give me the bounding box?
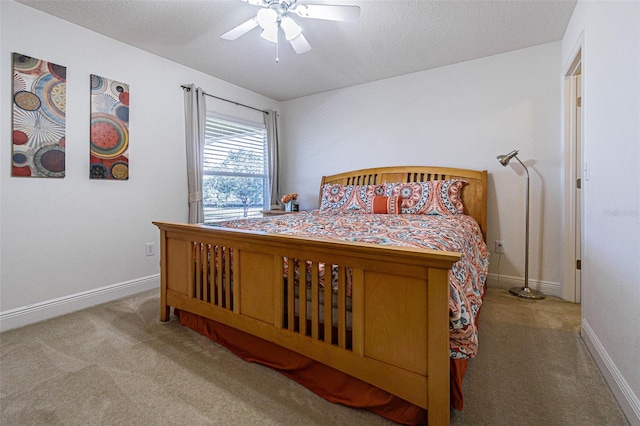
[497,150,545,299]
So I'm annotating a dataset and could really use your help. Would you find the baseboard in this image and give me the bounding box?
[0,274,160,332]
[582,320,640,426]
[486,273,561,297]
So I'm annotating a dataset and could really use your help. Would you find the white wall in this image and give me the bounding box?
[562,1,640,423]
[280,42,563,295]
[0,1,277,329]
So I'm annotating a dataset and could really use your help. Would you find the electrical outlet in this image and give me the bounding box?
[146,242,155,256]
[495,240,505,254]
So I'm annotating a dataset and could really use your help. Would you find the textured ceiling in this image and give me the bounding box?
[16,0,577,101]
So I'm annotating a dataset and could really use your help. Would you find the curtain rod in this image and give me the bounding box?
[181,85,269,115]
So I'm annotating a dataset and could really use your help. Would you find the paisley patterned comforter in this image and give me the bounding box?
[210,211,489,359]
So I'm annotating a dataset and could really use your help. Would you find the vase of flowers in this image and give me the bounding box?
[281,192,298,212]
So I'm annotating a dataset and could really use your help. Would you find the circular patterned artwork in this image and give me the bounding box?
[111,80,127,95]
[12,108,65,147]
[13,130,29,145]
[118,92,130,106]
[14,91,41,111]
[90,75,129,180]
[110,162,129,180]
[113,104,129,122]
[90,163,108,179]
[34,145,65,177]
[91,75,107,94]
[13,108,65,147]
[13,166,32,177]
[12,145,30,167]
[48,63,66,81]
[13,152,29,166]
[92,93,118,113]
[12,54,42,73]
[12,55,67,178]
[90,113,129,159]
[34,74,66,125]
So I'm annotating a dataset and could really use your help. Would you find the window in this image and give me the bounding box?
[203,114,268,222]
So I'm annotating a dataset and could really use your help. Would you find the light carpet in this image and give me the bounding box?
[0,287,629,425]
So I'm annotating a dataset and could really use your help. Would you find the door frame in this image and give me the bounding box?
[562,34,584,303]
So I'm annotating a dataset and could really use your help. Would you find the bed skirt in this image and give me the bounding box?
[175,309,468,425]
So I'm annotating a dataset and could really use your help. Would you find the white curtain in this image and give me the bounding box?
[183,84,206,223]
[264,110,280,208]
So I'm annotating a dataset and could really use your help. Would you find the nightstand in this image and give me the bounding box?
[260,210,298,217]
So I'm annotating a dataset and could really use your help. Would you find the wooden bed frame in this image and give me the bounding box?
[154,166,488,426]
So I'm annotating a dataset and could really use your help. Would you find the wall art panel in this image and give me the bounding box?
[12,53,67,178]
[90,75,129,180]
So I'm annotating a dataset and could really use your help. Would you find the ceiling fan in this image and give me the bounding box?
[221,0,360,55]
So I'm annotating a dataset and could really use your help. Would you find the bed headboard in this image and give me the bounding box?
[319,166,488,241]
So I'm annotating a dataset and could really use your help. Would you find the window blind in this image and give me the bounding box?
[203,114,268,222]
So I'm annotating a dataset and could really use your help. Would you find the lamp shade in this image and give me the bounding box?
[497,150,519,166]
[281,16,302,40]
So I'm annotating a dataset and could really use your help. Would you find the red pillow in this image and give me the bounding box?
[368,195,402,214]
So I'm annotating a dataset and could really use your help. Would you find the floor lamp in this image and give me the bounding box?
[496,150,545,300]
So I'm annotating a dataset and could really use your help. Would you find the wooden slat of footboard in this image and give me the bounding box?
[337,266,347,349]
[298,260,307,337]
[274,257,284,329]
[311,262,319,340]
[194,244,202,301]
[215,247,223,307]
[226,248,234,312]
[203,244,211,302]
[187,243,195,300]
[323,267,332,344]
[287,260,295,331]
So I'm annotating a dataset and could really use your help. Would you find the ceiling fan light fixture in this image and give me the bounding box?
[223,1,361,57]
[280,16,302,40]
[260,24,278,43]
[257,8,278,29]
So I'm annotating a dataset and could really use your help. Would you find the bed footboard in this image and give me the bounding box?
[154,221,460,425]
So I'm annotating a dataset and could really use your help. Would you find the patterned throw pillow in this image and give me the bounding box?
[366,195,402,214]
[320,184,386,213]
[386,179,466,215]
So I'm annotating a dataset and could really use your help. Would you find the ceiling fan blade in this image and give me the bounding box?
[292,4,360,22]
[289,32,311,54]
[221,17,259,40]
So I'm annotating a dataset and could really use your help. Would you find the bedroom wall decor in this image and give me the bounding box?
[90,74,129,180]
[12,53,67,178]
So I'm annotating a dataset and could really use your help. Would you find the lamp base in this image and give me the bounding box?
[509,286,545,300]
